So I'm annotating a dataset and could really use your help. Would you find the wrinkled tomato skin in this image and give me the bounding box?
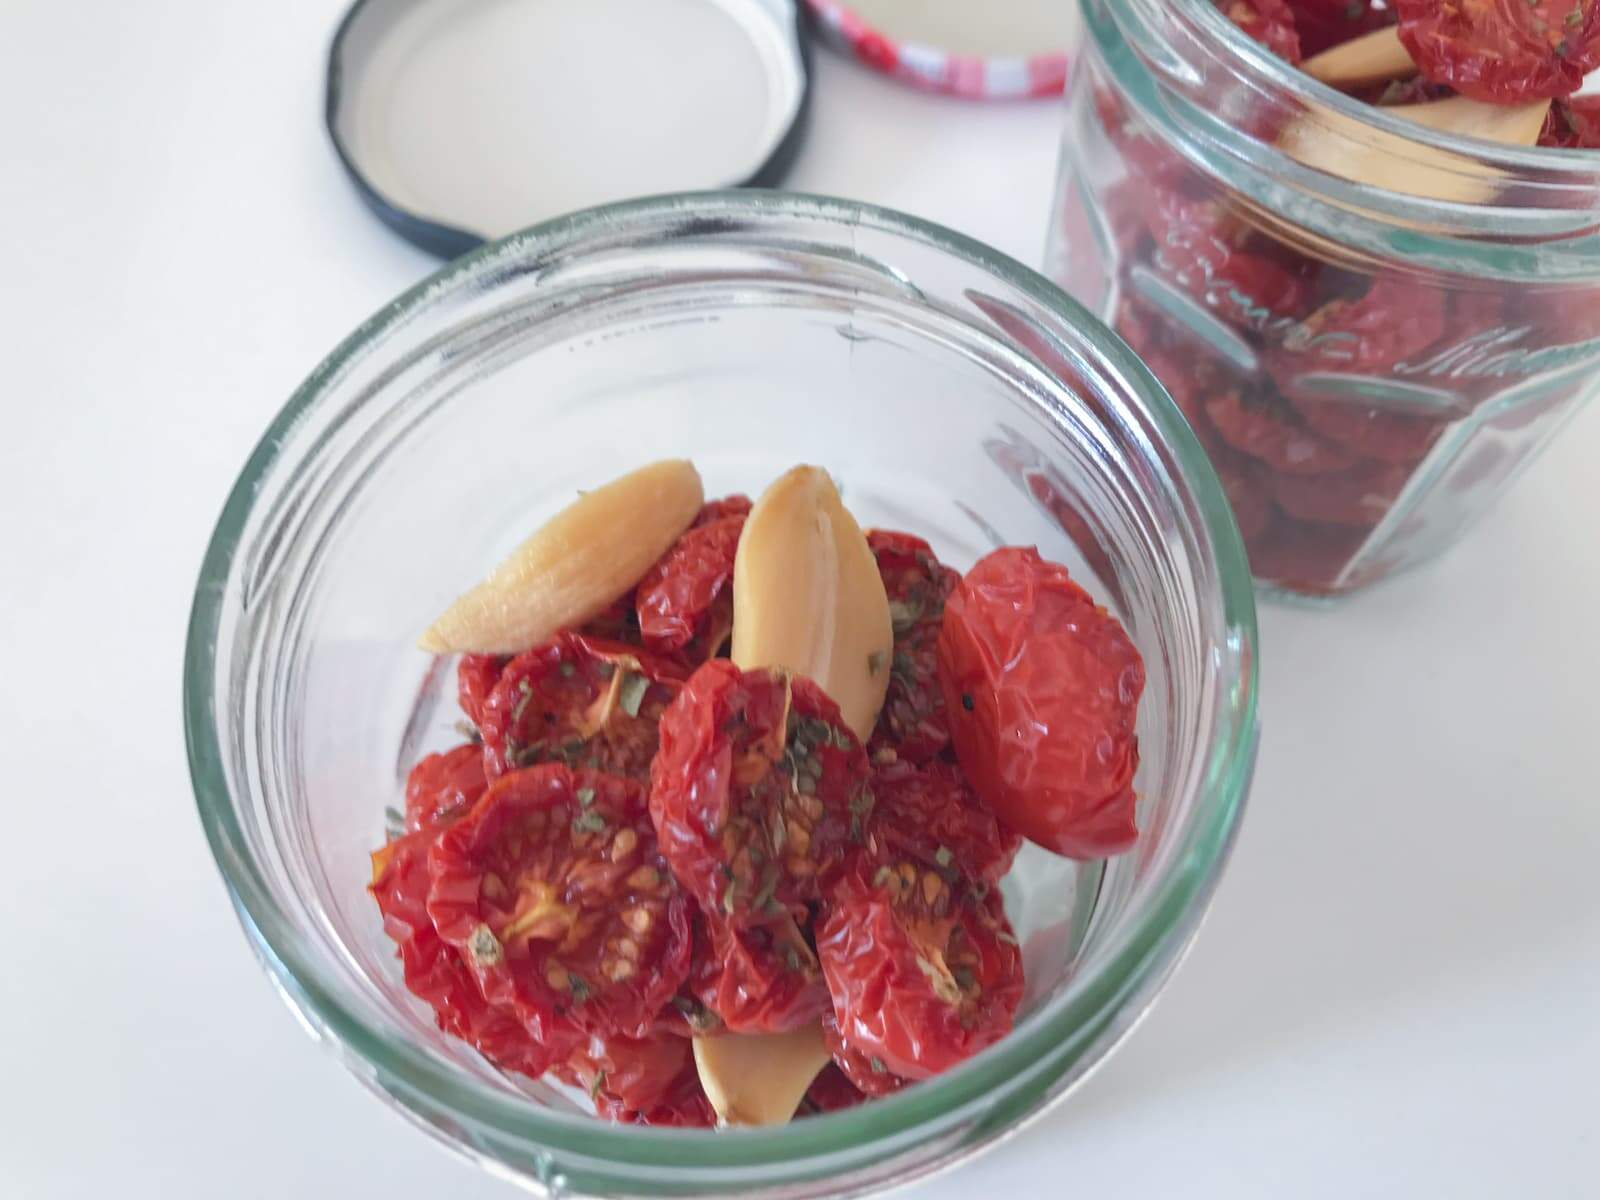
[692,494,753,527]
[1396,0,1600,104]
[938,547,1145,861]
[691,909,829,1034]
[579,592,644,646]
[1290,0,1394,56]
[635,515,744,664]
[1205,390,1358,476]
[649,660,871,927]
[865,758,1020,886]
[865,530,960,765]
[457,654,507,730]
[1279,280,1449,375]
[370,829,555,1075]
[427,765,691,1042]
[821,1013,906,1097]
[818,865,1024,1081]
[1540,96,1600,148]
[404,743,490,833]
[801,1063,869,1115]
[477,634,684,782]
[565,1032,702,1119]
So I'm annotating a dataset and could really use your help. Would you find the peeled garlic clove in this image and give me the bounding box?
[420,459,703,655]
[731,466,892,742]
[1302,26,1415,90]
[693,1024,832,1128]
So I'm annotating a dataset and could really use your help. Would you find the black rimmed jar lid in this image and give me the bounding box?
[326,0,812,257]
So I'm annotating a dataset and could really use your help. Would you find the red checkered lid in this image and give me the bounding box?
[804,0,1071,99]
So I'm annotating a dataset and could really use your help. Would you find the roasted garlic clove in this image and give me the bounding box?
[1302,26,1415,90]
[420,459,703,655]
[731,466,892,742]
[693,1024,833,1128]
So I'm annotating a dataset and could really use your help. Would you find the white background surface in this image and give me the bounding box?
[3,3,1596,1197]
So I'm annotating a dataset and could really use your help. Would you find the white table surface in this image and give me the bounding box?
[3,4,1596,1197]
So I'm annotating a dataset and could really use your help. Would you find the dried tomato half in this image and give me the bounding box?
[693,494,753,527]
[1290,0,1395,57]
[691,909,829,1034]
[1280,280,1449,374]
[1215,0,1304,63]
[1205,390,1359,475]
[649,660,872,926]
[579,592,644,646]
[403,743,489,833]
[865,530,960,765]
[1290,398,1446,465]
[1271,461,1410,527]
[565,1032,714,1127]
[800,1062,869,1115]
[821,1012,906,1097]
[635,515,743,664]
[938,546,1145,860]
[865,758,1020,887]
[370,829,558,1075]
[457,654,507,731]
[1539,95,1600,147]
[477,634,684,781]
[427,765,692,1041]
[1396,0,1600,103]
[817,863,1024,1080]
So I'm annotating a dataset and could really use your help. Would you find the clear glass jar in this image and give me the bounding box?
[1046,0,1600,598]
[185,192,1257,1197]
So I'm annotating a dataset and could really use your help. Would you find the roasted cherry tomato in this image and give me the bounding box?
[635,515,743,664]
[477,634,684,781]
[650,660,872,926]
[938,546,1145,860]
[864,758,1020,887]
[690,907,829,1034]
[564,1031,715,1126]
[817,860,1024,1081]
[1539,95,1600,147]
[1215,0,1304,62]
[427,765,692,1041]
[692,494,753,527]
[403,743,489,833]
[1289,0,1395,57]
[457,654,507,731]
[865,530,960,765]
[821,1012,906,1097]
[370,829,556,1075]
[800,1062,869,1115]
[1205,390,1359,475]
[1396,0,1600,104]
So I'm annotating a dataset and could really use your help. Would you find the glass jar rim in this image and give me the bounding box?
[183,191,1258,1170]
[1093,0,1600,274]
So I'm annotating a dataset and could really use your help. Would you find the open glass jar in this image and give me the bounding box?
[1046,0,1600,598]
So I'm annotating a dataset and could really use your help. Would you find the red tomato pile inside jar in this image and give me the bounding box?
[370,462,1147,1128]
[1049,0,1600,596]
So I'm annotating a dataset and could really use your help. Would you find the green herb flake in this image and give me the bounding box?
[1566,6,1583,26]
[453,719,482,745]
[868,650,886,675]
[869,1057,887,1075]
[934,845,954,868]
[960,693,975,712]
[953,966,976,991]
[782,945,802,972]
[383,806,405,841]
[576,786,597,808]
[589,1068,606,1099]
[559,661,576,678]
[617,671,650,718]
[571,809,607,835]
[770,813,787,854]
[849,786,876,841]
[751,866,779,913]
[569,974,592,1002]
[722,877,739,914]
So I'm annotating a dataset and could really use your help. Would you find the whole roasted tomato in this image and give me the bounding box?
[649,660,871,926]
[403,743,489,833]
[1289,0,1395,56]
[864,530,960,765]
[635,514,743,664]
[800,1063,868,1115]
[691,908,829,1034]
[427,765,692,1042]
[370,829,557,1075]
[1215,0,1304,62]
[457,654,507,730]
[564,1032,714,1126]
[1205,390,1359,475]
[937,546,1145,860]
[865,758,1019,886]
[477,634,684,781]
[692,494,753,527]
[1540,95,1600,147]
[817,861,1024,1080]
[1396,0,1600,103]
